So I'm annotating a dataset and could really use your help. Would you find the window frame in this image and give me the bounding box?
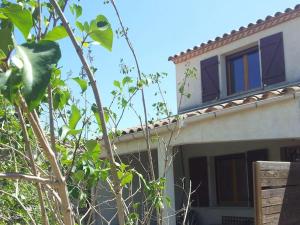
[226,46,262,96]
[215,153,248,207]
[214,150,268,207]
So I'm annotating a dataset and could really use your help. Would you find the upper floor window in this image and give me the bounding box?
[199,32,285,104]
[226,47,261,95]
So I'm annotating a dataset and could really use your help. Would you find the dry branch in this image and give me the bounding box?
[0,173,55,185]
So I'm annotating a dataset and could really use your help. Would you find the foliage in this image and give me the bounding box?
[0,0,192,224]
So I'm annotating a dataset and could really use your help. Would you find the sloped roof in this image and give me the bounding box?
[120,85,300,136]
[168,4,300,64]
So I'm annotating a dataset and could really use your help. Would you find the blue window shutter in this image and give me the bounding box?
[201,55,220,102]
[260,32,286,85]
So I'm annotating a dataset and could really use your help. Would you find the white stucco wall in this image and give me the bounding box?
[175,17,300,112]
[107,92,300,225]
[114,93,300,155]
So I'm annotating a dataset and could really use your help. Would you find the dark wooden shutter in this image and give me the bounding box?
[246,149,268,206]
[260,32,286,85]
[201,56,220,102]
[189,157,209,207]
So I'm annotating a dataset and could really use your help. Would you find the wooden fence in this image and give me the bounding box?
[253,161,300,225]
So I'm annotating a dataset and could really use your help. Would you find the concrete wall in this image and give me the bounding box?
[175,17,300,112]
[173,140,300,225]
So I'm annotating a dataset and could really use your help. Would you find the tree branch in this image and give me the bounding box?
[0,172,56,185]
[48,1,126,224]
[15,105,50,225]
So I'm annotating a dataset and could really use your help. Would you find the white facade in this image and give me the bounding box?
[99,9,300,225]
[176,16,300,112]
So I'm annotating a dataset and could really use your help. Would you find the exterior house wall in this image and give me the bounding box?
[111,95,300,225]
[101,15,300,224]
[176,17,300,112]
[113,94,300,155]
[173,140,300,225]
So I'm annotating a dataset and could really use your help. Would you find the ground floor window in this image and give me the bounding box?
[215,149,268,206]
[281,146,300,162]
[215,153,248,206]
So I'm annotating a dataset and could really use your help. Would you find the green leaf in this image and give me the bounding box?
[113,80,121,89]
[43,26,68,41]
[53,88,70,110]
[68,129,82,136]
[0,69,22,102]
[89,15,113,51]
[0,70,12,90]
[83,22,89,33]
[69,104,80,129]
[122,76,133,86]
[74,5,82,19]
[59,125,70,140]
[91,103,101,129]
[85,139,101,161]
[121,172,133,186]
[0,27,13,56]
[91,104,109,130]
[75,21,84,32]
[0,13,8,19]
[0,4,33,39]
[72,77,87,93]
[0,50,6,60]
[14,40,61,110]
[73,170,84,183]
[70,4,82,19]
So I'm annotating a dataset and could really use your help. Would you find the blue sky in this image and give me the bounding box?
[58,0,300,129]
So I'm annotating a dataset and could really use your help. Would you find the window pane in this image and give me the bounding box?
[231,57,244,93]
[216,158,234,202]
[248,51,261,89]
[215,154,248,206]
[235,158,248,202]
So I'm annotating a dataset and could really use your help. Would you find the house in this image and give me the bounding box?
[97,5,300,225]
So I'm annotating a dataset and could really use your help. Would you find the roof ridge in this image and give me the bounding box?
[169,4,300,64]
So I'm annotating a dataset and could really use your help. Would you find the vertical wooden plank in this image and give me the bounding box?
[254,161,262,225]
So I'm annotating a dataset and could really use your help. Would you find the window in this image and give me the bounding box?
[281,146,300,162]
[215,153,248,206]
[189,157,209,207]
[226,47,261,95]
[215,150,268,206]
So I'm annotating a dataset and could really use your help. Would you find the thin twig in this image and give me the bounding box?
[0,172,56,185]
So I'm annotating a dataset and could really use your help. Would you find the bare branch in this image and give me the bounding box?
[15,105,50,225]
[48,0,126,224]
[0,172,56,185]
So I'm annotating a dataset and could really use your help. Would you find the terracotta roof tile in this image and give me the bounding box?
[261,90,282,99]
[203,105,224,113]
[118,84,300,137]
[281,86,300,93]
[168,5,300,64]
